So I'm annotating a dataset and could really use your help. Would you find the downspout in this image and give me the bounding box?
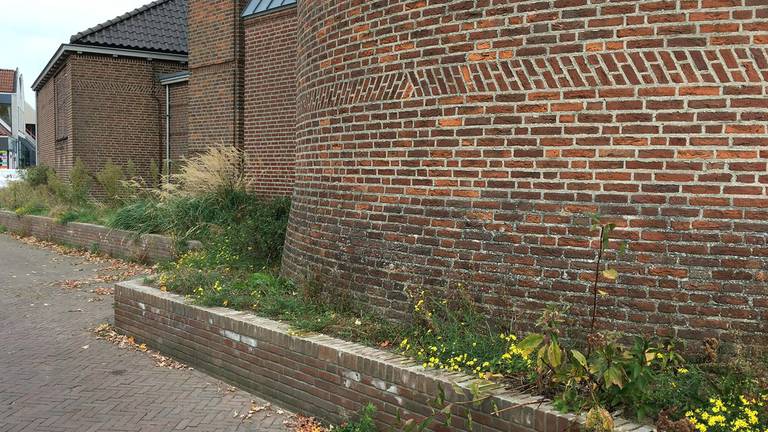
[164,83,171,180]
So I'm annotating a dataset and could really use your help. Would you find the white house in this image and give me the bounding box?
[0,68,36,169]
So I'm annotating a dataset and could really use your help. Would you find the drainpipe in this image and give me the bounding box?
[164,83,171,180]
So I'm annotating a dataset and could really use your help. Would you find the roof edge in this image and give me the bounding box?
[70,0,175,43]
[242,1,297,19]
[159,71,190,85]
[33,44,188,91]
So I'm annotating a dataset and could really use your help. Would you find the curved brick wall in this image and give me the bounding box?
[283,1,768,347]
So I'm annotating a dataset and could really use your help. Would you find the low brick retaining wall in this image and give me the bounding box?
[0,210,197,263]
[115,280,652,432]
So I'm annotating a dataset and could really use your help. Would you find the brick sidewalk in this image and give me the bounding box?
[0,235,292,432]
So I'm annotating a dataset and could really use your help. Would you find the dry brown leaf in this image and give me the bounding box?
[93,323,189,370]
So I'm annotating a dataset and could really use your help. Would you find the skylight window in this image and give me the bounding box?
[242,0,297,18]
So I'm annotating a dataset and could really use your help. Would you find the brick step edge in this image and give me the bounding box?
[114,279,654,432]
[0,210,201,264]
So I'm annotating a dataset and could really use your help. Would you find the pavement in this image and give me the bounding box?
[0,234,293,432]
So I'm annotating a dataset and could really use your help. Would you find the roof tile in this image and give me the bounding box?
[0,69,16,93]
[70,0,187,54]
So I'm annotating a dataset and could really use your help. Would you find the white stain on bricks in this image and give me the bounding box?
[343,371,361,388]
[372,379,402,404]
[220,329,241,343]
[137,302,146,311]
[241,336,258,348]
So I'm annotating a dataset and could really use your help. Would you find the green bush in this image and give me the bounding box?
[96,161,126,205]
[22,165,54,187]
[337,404,377,432]
[108,189,290,265]
[106,199,166,234]
[68,159,92,205]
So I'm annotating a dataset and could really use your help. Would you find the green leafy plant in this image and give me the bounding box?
[337,403,378,432]
[588,214,626,333]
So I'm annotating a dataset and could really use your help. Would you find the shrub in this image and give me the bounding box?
[96,161,126,205]
[400,287,532,381]
[22,165,54,187]
[69,159,92,205]
[106,199,166,234]
[108,189,290,265]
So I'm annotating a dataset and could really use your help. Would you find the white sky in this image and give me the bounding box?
[1,0,150,102]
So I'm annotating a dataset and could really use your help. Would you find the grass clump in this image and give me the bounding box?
[158,253,398,346]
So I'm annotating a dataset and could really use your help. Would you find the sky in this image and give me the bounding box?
[0,0,150,102]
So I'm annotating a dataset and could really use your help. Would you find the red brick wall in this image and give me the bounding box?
[0,210,196,263]
[187,0,246,153]
[116,280,632,432]
[243,8,298,197]
[283,1,768,348]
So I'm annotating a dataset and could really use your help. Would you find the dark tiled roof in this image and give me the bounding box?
[71,0,188,54]
[0,69,16,93]
[242,0,296,18]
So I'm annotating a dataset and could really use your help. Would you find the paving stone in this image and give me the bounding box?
[0,235,291,432]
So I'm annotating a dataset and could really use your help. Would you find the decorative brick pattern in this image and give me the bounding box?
[243,7,298,197]
[283,1,768,348]
[0,211,196,263]
[115,280,653,432]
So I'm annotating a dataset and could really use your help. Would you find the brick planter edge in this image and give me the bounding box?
[0,210,199,263]
[114,279,653,432]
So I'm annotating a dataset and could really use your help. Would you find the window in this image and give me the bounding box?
[0,94,11,128]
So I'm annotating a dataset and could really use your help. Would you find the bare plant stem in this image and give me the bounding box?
[589,226,605,334]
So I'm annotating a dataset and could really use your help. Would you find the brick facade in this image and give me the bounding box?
[187,0,246,154]
[116,280,650,432]
[243,8,298,197]
[36,64,67,173]
[71,55,186,181]
[282,1,768,348]
[36,54,186,185]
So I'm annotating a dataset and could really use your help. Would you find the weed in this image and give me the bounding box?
[337,403,377,432]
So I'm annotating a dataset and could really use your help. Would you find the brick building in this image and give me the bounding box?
[33,0,189,180]
[33,0,768,348]
[34,0,298,194]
